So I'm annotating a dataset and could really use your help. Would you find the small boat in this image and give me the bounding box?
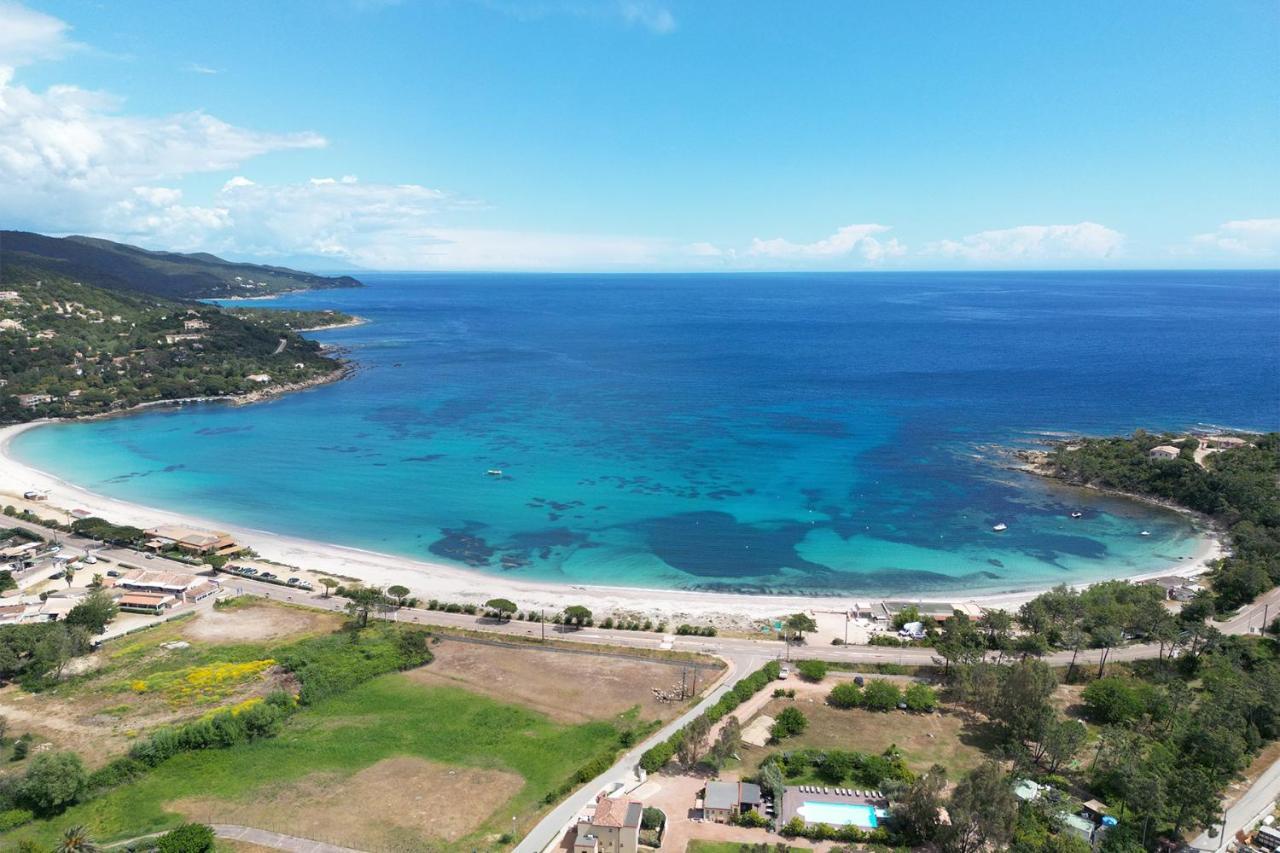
[1140,530,1151,536]
[486,469,503,477]
[1070,511,1083,519]
[992,523,1008,532]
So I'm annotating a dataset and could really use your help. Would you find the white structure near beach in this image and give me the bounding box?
[1148,445,1181,460]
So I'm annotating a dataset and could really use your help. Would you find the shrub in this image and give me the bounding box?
[904,682,937,712]
[796,660,828,682]
[861,680,902,712]
[20,751,86,814]
[1082,676,1149,724]
[828,681,863,708]
[735,808,769,828]
[770,706,808,740]
[0,807,33,831]
[277,625,432,704]
[157,822,216,853]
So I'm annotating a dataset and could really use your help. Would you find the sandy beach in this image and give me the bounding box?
[0,419,1226,627]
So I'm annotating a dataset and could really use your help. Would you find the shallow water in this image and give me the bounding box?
[13,271,1279,595]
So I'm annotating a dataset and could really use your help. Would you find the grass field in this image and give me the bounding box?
[737,696,992,781]
[7,671,623,851]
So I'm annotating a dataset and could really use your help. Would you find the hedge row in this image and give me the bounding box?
[639,660,780,772]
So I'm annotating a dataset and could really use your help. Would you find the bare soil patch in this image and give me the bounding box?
[172,756,523,851]
[181,603,342,644]
[405,639,703,724]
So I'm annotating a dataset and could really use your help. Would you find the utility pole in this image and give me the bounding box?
[540,609,545,642]
[844,611,850,645]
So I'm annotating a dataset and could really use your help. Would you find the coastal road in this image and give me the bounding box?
[1191,756,1280,851]
[1,512,1264,670]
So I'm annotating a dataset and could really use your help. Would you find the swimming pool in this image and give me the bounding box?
[796,801,878,828]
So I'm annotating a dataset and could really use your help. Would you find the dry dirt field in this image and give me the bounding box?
[174,756,524,852]
[180,602,343,643]
[406,638,715,724]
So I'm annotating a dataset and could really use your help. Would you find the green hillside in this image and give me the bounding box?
[0,231,361,300]
[0,263,353,423]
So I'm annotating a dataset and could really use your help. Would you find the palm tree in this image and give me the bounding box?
[57,825,100,853]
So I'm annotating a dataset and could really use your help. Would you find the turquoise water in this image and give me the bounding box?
[11,272,1278,595]
[797,802,879,828]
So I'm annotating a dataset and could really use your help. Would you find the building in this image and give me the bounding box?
[182,319,208,331]
[117,592,176,615]
[246,373,272,383]
[1061,813,1097,844]
[144,525,240,556]
[0,291,20,301]
[116,569,220,602]
[702,781,763,824]
[573,796,642,853]
[1149,445,1181,461]
[16,394,54,408]
[1205,435,1248,450]
[163,333,203,345]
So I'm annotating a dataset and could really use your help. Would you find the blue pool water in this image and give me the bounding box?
[11,271,1279,595]
[797,801,879,828]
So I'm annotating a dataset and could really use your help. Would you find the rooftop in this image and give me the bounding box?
[590,797,642,828]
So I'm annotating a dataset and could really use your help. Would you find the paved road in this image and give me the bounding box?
[1191,757,1280,852]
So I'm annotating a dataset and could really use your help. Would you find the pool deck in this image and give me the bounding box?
[780,786,889,827]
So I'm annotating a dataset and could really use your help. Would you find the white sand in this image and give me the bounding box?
[0,419,1225,627]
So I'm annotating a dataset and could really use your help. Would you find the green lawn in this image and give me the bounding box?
[6,672,621,850]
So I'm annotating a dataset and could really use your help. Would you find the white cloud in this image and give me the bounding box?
[0,71,325,231]
[0,2,75,71]
[1191,218,1280,257]
[748,224,906,263]
[184,62,219,75]
[926,222,1123,263]
[619,1,676,33]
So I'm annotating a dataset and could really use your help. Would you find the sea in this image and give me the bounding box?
[12,271,1280,597]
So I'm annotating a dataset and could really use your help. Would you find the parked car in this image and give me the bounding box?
[259,572,278,581]
[286,577,301,586]
[106,570,122,578]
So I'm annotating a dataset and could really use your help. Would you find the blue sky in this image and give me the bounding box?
[1,0,1278,270]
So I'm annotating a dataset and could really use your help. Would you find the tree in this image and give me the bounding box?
[56,825,99,853]
[892,605,923,631]
[65,589,118,634]
[342,585,386,628]
[640,807,664,831]
[709,716,742,767]
[1039,718,1087,773]
[563,605,592,627]
[156,822,216,853]
[785,612,817,641]
[20,751,87,814]
[485,597,517,621]
[945,762,1019,853]
[935,612,985,674]
[318,577,339,598]
[678,714,711,766]
[893,764,948,846]
[818,750,855,783]
[1091,625,1124,678]
[861,679,902,712]
[1082,677,1149,725]
[795,659,828,682]
[770,706,808,740]
[386,585,410,605]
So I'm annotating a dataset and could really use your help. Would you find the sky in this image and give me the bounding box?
[1,0,1278,271]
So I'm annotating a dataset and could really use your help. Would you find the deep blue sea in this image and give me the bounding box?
[13,271,1280,596]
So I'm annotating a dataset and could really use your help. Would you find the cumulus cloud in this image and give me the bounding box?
[926,222,1123,263]
[619,1,676,33]
[0,71,326,231]
[0,1,75,71]
[748,224,906,263]
[1191,218,1280,257]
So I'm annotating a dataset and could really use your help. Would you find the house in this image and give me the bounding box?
[1149,445,1181,461]
[182,319,208,331]
[0,319,22,331]
[117,592,176,615]
[702,781,763,824]
[1013,779,1046,802]
[1253,824,1280,851]
[16,394,53,408]
[144,525,240,556]
[116,569,220,602]
[573,796,642,853]
[1061,813,1097,844]
[246,373,272,384]
[1205,435,1249,450]
[163,333,203,345]
[0,291,20,301]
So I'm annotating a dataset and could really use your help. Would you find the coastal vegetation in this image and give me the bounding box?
[1042,431,1280,611]
[0,264,356,424]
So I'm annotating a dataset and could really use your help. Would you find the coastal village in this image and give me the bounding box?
[0,423,1277,853]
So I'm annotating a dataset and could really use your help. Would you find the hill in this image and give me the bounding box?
[0,262,355,423]
[0,231,362,300]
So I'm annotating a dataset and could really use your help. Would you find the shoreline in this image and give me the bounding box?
[0,417,1226,625]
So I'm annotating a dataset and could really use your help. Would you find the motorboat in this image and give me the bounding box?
[992,523,1008,532]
